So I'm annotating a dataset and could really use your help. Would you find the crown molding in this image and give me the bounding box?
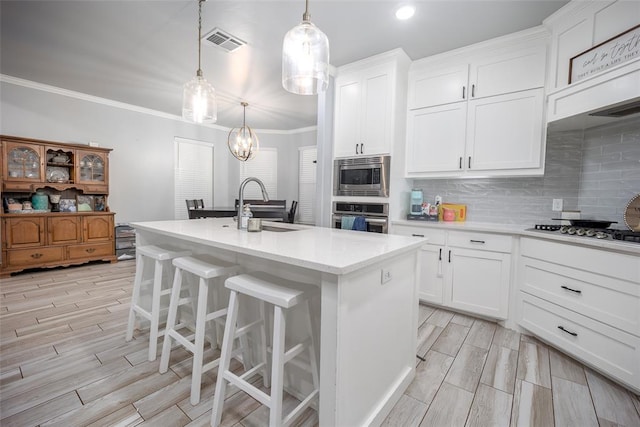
[0,74,317,135]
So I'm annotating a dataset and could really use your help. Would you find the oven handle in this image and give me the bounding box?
[333,215,388,224]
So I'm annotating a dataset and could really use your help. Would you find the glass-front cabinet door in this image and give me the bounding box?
[4,142,44,182]
[76,150,108,186]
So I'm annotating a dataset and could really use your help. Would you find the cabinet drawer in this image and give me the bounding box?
[6,247,64,266]
[520,257,640,337]
[519,293,640,392]
[2,182,34,192]
[83,185,108,194]
[521,238,639,283]
[447,231,512,253]
[68,243,114,260]
[392,225,446,245]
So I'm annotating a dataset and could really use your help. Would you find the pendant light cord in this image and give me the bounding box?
[197,0,203,76]
[302,0,310,22]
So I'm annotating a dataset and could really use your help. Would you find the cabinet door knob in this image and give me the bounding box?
[448,250,451,263]
[86,248,96,253]
[459,157,462,169]
[462,86,466,99]
[411,233,425,237]
[560,285,582,294]
[355,144,359,155]
[557,326,578,337]
[472,84,475,98]
[468,156,471,169]
[470,239,485,244]
[360,143,364,154]
[438,248,442,261]
[31,253,43,259]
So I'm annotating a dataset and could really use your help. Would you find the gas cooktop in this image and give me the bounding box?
[531,224,640,243]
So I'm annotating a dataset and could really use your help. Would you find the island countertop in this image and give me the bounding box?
[131,217,425,275]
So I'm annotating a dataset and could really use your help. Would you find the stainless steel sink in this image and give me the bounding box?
[261,225,297,232]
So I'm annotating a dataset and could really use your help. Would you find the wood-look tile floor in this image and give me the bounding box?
[1,261,639,426]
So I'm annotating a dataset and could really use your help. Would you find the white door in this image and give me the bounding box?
[466,88,544,171]
[406,103,467,174]
[298,147,317,225]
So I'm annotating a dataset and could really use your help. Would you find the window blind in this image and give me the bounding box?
[239,148,278,199]
[174,138,213,219]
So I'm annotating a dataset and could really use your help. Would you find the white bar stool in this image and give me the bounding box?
[159,255,241,405]
[211,272,320,427]
[126,245,191,362]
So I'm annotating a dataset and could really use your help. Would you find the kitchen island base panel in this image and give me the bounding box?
[134,225,419,426]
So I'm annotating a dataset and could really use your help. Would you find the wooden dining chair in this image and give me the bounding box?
[287,200,298,223]
[186,199,206,219]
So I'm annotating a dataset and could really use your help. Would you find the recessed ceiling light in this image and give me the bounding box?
[395,5,415,20]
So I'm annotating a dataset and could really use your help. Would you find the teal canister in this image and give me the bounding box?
[31,191,48,210]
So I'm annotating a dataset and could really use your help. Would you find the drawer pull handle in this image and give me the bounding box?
[438,248,442,261]
[470,239,485,244]
[561,285,582,294]
[411,233,425,238]
[557,326,578,337]
[86,248,96,253]
[31,253,43,259]
[448,250,451,263]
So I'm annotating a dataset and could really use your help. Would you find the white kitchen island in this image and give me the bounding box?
[131,218,424,426]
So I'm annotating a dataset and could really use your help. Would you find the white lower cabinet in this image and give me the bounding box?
[393,225,511,319]
[518,237,640,392]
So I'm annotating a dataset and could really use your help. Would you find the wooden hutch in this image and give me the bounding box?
[1,135,116,277]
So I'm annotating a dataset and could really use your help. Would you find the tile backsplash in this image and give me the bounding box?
[413,117,640,227]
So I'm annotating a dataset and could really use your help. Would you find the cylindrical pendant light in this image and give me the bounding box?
[182,0,217,123]
[282,0,329,95]
[228,102,259,161]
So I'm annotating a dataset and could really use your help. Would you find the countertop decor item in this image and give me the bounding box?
[282,0,329,95]
[228,102,259,161]
[182,0,217,124]
[624,193,640,232]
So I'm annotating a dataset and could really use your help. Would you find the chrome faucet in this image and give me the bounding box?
[237,177,269,229]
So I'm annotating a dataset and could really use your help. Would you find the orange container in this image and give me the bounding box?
[438,203,467,222]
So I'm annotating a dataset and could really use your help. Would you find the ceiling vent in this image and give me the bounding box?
[203,28,246,53]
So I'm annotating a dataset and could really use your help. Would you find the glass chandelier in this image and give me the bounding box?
[282,0,329,95]
[182,0,217,123]
[228,102,259,161]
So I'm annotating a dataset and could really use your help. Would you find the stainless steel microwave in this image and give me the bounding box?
[333,155,390,197]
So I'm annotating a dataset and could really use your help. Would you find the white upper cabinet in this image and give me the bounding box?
[405,27,549,178]
[466,89,544,171]
[409,64,469,109]
[334,52,409,158]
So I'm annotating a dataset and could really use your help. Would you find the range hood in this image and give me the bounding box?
[547,58,640,132]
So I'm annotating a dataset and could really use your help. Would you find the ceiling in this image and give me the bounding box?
[0,0,569,131]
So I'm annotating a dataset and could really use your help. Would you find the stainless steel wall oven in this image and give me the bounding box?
[332,202,389,234]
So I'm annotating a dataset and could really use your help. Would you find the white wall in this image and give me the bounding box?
[0,80,316,224]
